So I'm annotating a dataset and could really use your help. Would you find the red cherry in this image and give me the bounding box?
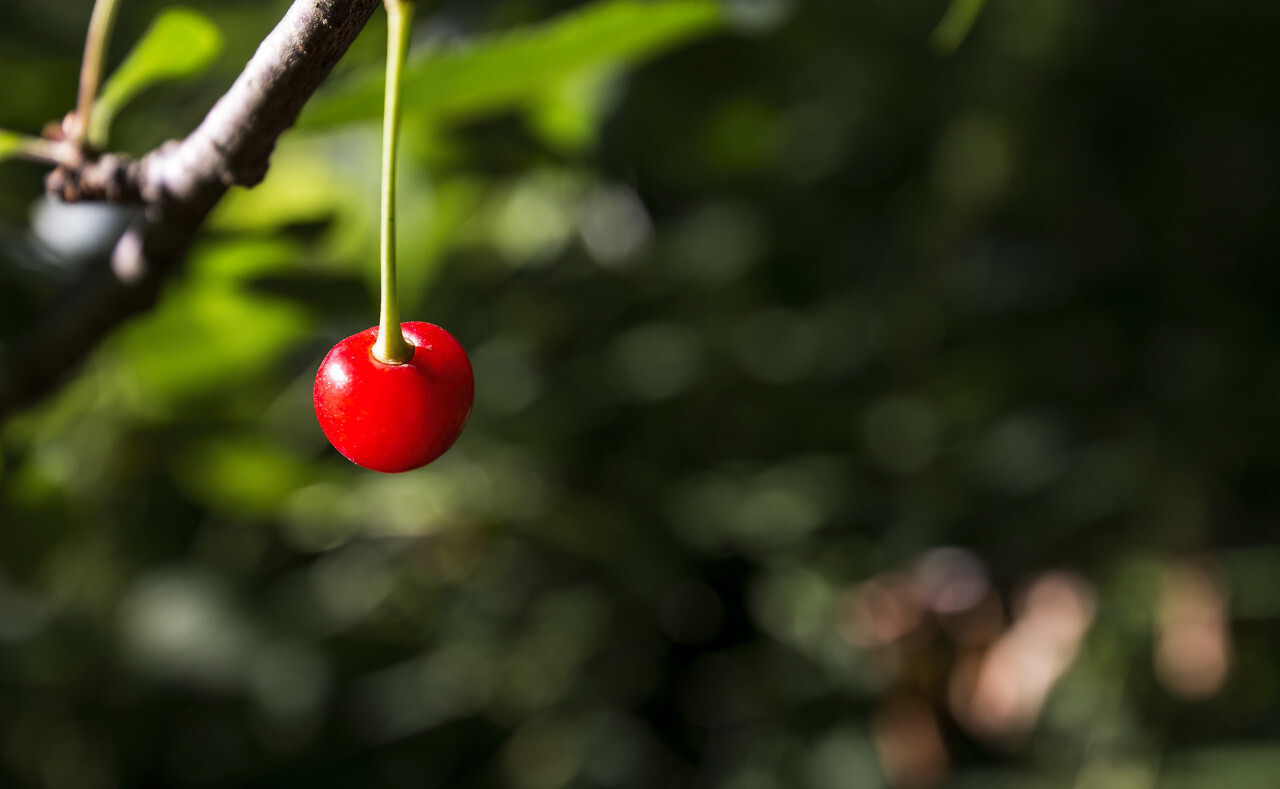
[314,321,474,473]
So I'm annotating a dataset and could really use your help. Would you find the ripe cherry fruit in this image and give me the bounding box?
[313,0,471,474]
[314,322,473,473]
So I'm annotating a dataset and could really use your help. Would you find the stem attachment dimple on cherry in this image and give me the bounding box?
[371,0,417,366]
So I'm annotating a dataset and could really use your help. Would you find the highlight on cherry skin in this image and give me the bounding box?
[314,321,474,473]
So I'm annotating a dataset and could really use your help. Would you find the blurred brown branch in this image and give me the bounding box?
[0,0,381,420]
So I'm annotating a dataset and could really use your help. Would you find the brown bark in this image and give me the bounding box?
[0,0,382,420]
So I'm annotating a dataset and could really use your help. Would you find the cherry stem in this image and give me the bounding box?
[372,0,416,366]
[2,132,67,164]
[75,0,124,151]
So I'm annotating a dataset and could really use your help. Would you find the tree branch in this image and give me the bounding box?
[0,0,382,420]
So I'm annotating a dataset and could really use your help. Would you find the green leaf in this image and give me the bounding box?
[174,436,315,518]
[301,0,723,129]
[931,0,988,56]
[524,69,616,153]
[92,7,224,146]
[111,237,310,410]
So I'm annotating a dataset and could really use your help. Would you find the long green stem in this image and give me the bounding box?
[372,0,416,365]
[75,0,124,150]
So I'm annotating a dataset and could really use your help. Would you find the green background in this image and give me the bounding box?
[2,0,1280,786]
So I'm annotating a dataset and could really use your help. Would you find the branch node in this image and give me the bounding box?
[46,153,144,204]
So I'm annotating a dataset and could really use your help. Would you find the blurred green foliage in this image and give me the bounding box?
[3,0,1280,787]
[91,7,224,147]
[300,0,723,130]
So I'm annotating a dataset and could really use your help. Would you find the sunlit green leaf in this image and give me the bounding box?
[524,69,616,153]
[92,7,224,146]
[302,0,723,128]
[110,238,309,411]
[210,135,372,234]
[174,436,315,518]
[931,0,988,55]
